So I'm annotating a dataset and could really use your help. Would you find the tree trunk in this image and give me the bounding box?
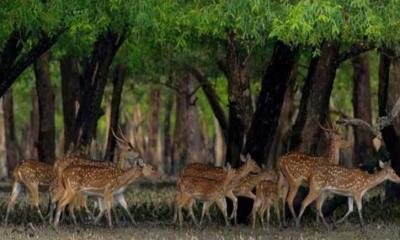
[389,59,400,134]
[172,73,204,173]
[244,41,298,165]
[266,75,298,168]
[351,53,374,165]
[0,98,7,178]
[146,85,161,168]
[71,30,126,152]
[163,92,174,175]
[189,66,228,141]
[379,54,400,200]
[290,41,340,154]
[3,88,19,175]
[24,89,39,159]
[104,64,127,161]
[225,35,253,167]
[34,52,55,164]
[60,56,80,153]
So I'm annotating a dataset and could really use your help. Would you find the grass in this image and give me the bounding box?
[0,183,400,239]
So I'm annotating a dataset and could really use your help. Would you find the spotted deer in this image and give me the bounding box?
[178,154,262,223]
[251,179,283,229]
[277,123,350,222]
[53,159,160,228]
[49,128,143,224]
[174,164,237,227]
[5,159,54,224]
[296,161,400,228]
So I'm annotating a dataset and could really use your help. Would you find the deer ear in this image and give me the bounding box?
[261,164,266,170]
[379,160,385,169]
[240,155,246,163]
[224,162,232,170]
[134,159,144,167]
[138,159,145,167]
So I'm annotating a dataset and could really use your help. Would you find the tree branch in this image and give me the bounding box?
[335,44,375,66]
[0,28,65,97]
[186,65,228,141]
[337,96,400,139]
[216,57,229,79]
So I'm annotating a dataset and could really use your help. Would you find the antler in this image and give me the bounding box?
[318,122,335,133]
[112,125,141,155]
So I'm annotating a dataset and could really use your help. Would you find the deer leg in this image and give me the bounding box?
[48,201,57,224]
[177,193,190,227]
[315,193,329,229]
[225,190,238,224]
[286,181,300,221]
[200,201,212,225]
[335,197,354,224]
[68,202,78,225]
[278,171,288,226]
[215,197,230,227]
[104,192,113,229]
[54,189,77,228]
[295,187,321,227]
[115,194,136,225]
[187,197,198,226]
[354,195,365,227]
[94,198,105,225]
[251,195,262,229]
[5,181,22,225]
[274,196,281,227]
[258,200,268,229]
[172,193,179,224]
[28,183,46,223]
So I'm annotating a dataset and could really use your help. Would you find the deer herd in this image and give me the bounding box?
[2,123,400,231]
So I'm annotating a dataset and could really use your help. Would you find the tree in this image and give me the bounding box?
[351,53,374,165]
[60,56,80,153]
[2,89,19,175]
[34,52,56,163]
[104,64,127,161]
[244,41,298,165]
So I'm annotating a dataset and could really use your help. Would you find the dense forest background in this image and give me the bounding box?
[1,0,400,197]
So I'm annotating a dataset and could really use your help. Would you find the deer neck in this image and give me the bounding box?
[363,170,388,192]
[117,166,143,187]
[236,164,251,179]
[116,148,126,169]
[223,174,235,191]
[327,140,340,165]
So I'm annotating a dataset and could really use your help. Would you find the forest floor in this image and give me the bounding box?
[0,182,399,240]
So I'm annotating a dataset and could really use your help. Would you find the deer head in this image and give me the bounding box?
[319,122,350,149]
[139,161,161,181]
[378,160,400,183]
[240,154,262,174]
[112,126,144,166]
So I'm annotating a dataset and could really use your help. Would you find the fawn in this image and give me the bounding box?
[179,154,261,223]
[5,159,53,225]
[251,179,283,229]
[175,164,237,227]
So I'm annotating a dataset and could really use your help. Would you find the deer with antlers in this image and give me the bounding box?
[177,154,262,224]
[5,159,54,225]
[296,161,400,228]
[49,127,144,225]
[53,158,160,228]
[277,123,350,222]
